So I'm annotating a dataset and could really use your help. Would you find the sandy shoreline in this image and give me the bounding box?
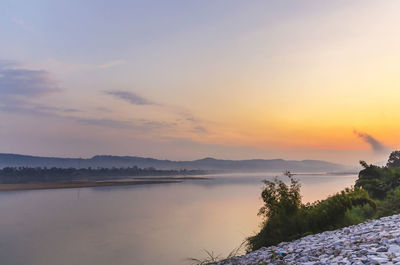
[0,180,182,191]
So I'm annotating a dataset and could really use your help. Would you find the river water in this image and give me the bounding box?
[0,173,357,265]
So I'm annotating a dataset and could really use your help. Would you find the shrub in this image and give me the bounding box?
[387,150,400,168]
[356,161,400,200]
[247,172,375,251]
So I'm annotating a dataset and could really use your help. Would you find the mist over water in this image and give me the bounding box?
[0,173,357,265]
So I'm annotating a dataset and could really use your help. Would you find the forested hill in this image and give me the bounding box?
[0,153,351,173]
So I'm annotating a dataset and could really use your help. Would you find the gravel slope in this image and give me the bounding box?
[214,214,400,265]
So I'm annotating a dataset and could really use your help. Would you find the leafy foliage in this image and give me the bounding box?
[258,171,301,219]
[249,152,400,252]
[247,172,375,251]
[356,161,400,200]
[375,186,400,216]
[353,152,400,218]
[387,150,400,168]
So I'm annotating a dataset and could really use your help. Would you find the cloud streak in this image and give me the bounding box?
[0,98,81,117]
[0,61,83,118]
[76,118,175,132]
[104,90,153,105]
[76,118,131,129]
[98,60,126,69]
[0,62,60,97]
[0,62,211,138]
[354,130,389,153]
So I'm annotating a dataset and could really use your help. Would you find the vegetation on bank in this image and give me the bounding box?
[248,150,400,252]
[0,167,206,184]
[188,242,246,265]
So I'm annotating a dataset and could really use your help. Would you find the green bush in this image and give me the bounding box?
[247,151,400,252]
[374,186,400,217]
[344,203,375,224]
[355,161,400,200]
[247,172,376,251]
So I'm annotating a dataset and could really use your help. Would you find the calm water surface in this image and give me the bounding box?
[0,173,357,265]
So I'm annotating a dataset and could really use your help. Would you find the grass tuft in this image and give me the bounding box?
[187,241,246,265]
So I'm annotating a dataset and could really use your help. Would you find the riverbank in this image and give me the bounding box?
[0,180,182,191]
[214,214,400,264]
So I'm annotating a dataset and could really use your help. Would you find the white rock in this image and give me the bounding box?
[213,214,400,265]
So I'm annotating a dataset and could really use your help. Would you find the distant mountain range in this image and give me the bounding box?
[0,153,355,173]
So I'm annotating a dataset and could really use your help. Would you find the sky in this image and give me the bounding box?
[1,0,400,165]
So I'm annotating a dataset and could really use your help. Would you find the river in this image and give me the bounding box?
[0,173,357,265]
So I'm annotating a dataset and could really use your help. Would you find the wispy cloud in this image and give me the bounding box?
[178,111,211,134]
[354,130,389,153]
[34,105,81,113]
[76,118,174,132]
[98,60,126,69]
[103,90,212,134]
[0,60,83,117]
[0,61,212,138]
[193,125,208,133]
[95,106,112,113]
[63,108,81,113]
[182,113,199,122]
[0,98,81,117]
[0,61,60,97]
[104,90,153,105]
[76,118,131,129]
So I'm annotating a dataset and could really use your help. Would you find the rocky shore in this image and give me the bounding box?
[214,214,400,265]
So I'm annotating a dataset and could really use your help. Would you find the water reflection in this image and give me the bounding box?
[0,173,357,265]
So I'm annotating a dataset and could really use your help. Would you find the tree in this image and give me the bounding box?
[360,160,369,169]
[258,171,301,219]
[356,161,389,199]
[356,160,400,200]
[387,151,400,168]
[248,171,375,251]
